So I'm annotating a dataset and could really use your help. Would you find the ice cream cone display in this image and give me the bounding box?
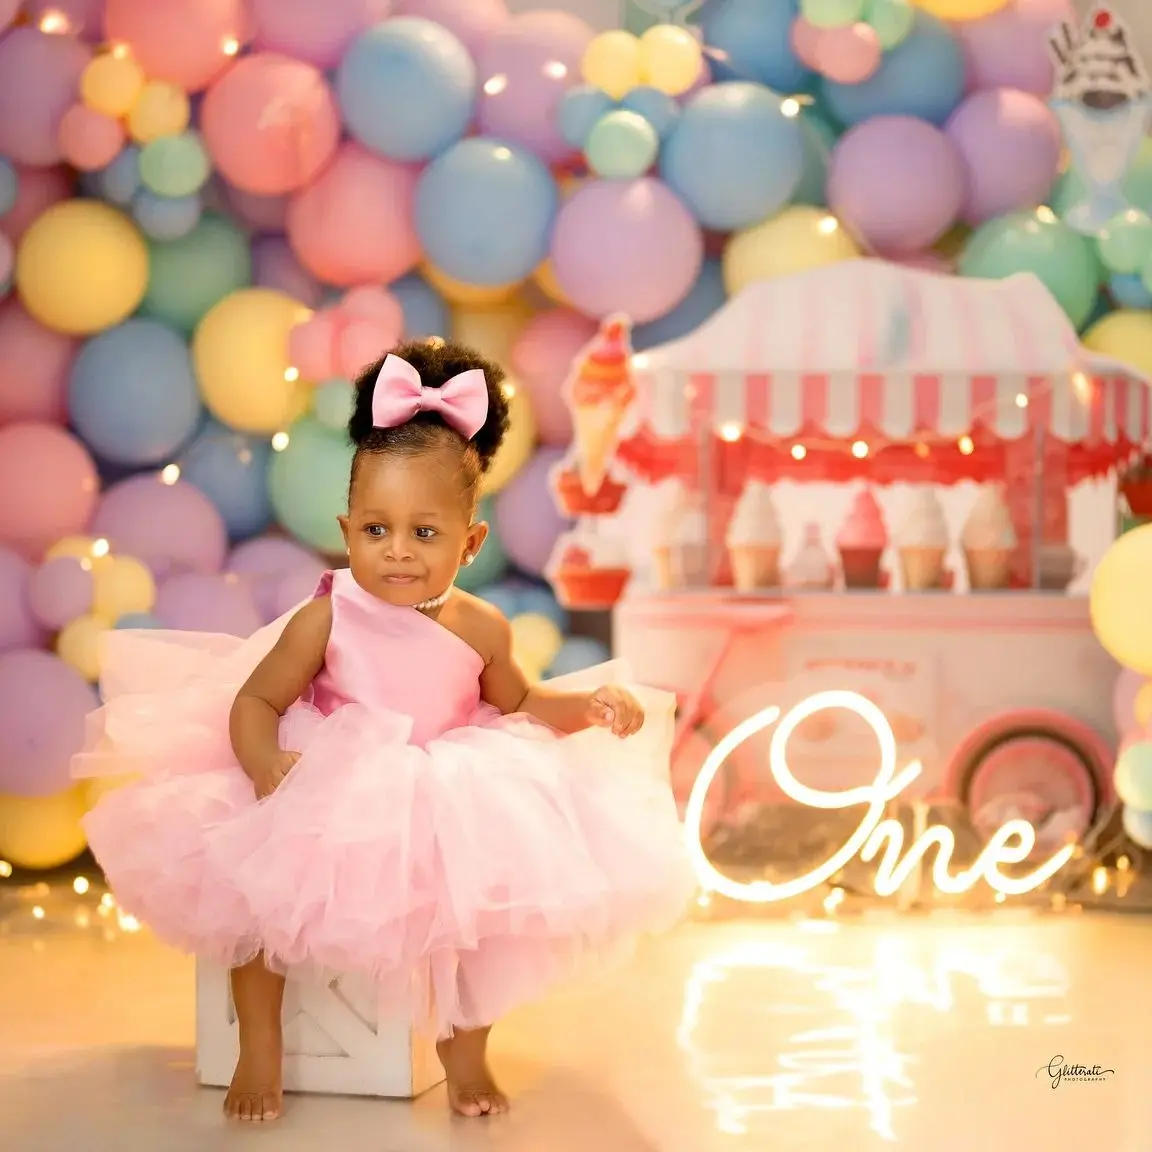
[547,531,632,609]
[835,488,888,589]
[961,484,1017,590]
[563,315,637,496]
[550,459,628,517]
[726,480,783,591]
[784,522,835,590]
[896,488,950,591]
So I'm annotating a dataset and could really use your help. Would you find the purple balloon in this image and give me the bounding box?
[0,545,46,653]
[550,178,704,323]
[944,88,1062,226]
[24,0,105,40]
[827,115,964,256]
[493,447,570,576]
[393,0,509,57]
[249,0,391,69]
[28,556,95,630]
[155,573,263,636]
[92,476,228,581]
[270,562,330,618]
[227,535,327,620]
[0,27,90,166]
[0,649,99,796]
[475,10,595,164]
[252,235,323,308]
[955,0,1074,97]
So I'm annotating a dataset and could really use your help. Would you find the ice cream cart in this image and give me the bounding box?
[547,260,1151,859]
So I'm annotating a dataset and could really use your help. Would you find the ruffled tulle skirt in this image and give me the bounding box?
[74,617,694,1036]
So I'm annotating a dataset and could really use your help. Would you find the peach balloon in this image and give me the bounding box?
[57,104,126,172]
[0,164,75,245]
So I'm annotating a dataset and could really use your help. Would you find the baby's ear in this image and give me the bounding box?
[337,515,351,552]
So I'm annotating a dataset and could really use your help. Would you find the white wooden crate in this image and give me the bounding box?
[195,961,444,1098]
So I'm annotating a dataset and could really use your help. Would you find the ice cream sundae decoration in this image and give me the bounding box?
[1048,6,1152,233]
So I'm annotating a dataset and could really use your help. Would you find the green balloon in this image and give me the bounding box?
[1098,209,1152,276]
[267,416,355,555]
[585,111,659,181]
[141,213,252,334]
[958,210,1102,330]
[1051,137,1152,221]
[801,0,864,28]
[864,0,915,49]
[455,497,509,592]
[139,131,212,199]
[312,379,355,431]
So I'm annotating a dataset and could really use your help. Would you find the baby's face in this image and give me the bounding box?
[340,448,486,606]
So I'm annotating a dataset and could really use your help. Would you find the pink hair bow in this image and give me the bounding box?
[370,354,489,440]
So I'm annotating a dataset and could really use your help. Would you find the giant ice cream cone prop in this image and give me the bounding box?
[563,315,636,496]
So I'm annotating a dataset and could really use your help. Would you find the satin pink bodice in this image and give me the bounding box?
[306,569,486,745]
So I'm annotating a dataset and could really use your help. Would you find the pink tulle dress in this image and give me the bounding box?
[74,569,694,1035]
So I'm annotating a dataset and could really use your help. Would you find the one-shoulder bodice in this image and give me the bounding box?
[306,569,485,745]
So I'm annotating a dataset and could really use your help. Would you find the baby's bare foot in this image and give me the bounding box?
[437,1030,509,1117]
[224,1031,283,1122]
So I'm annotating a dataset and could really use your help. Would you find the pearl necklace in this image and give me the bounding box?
[413,587,452,613]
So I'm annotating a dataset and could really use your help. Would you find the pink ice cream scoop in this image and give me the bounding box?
[836,489,888,550]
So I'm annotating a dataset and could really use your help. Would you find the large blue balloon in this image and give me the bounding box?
[179,421,274,541]
[388,271,449,338]
[267,416,355,554]
[820,12,964,128]
[513,582,570,632]
[416,138,558,286]
[661,82,804,230]
[700,0,813,93]
[97,146,141,205]
[132,190,202,240]
[619,86,680,140]
[69,319,202,466]
[337,18,476,162]
[634,258,727,351]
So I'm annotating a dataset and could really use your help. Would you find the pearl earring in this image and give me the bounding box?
[463,553,474,566]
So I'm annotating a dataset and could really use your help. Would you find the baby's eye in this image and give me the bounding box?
[365,525,387,538]
[414,527,437,540]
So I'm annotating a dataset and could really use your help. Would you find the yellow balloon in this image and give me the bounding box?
[15,201,149,336]
[80,52,146,117]
[56,614,111,683]
[193,288,313,434]
[0,786,89,871]
[423,264,524,305]
[83,773,141,813]
[1090,525,1152,674]
[1135,683,1152,729]
[581,30,642,100]
[92,555,156,623]
[483,382,536,494]
[127,79,190,144]
[46,535,103,562]
[913,0,1009,19]
[638,25,703,96]
[1082,311,1152,382]
[532,258,571,306]
[512,612,564,671]
[723,206,861,295]
[451,296,535,364]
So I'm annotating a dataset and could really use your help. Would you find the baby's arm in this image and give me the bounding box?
[230,595,332,795]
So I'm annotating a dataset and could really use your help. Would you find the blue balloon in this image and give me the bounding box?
[69,319,203,466]
[0,158,18,217]
[634,259,727,350]
[793,108,839,207]
[700,0,813,93]
[661,82,804,230]
[547,636,611,678]
[114,613,162,630]
[1109,273,1152,309]
[820,12,964,128]
[179,421,274,541]
[267,416,355,553]
[1123,805,1152,849]
[512,583,570,632]
[558,85,617,149]
[416,138,558,286]
[456,497,509,592]
[619,86,680,139]
[475,582,522,618]
[337,18,476,162]
[132,190,203,240]
[97,146,141,205]
[388,271,449,338]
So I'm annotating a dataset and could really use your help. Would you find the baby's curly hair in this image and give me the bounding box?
[347,339,511,508]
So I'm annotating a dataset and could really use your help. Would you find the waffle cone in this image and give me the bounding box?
[838,547,884,589]
[965,547,1012,590]
[573,402,626,495]
[728,544,781,591]
[899,546,946,591]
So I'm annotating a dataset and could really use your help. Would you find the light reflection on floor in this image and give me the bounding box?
[1,901,1148,1151]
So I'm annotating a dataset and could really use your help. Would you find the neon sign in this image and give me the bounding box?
[682,690,1076,903]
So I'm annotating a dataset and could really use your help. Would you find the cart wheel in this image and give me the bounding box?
[943,710,1114,856]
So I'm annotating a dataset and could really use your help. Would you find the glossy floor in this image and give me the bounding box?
[1,910,1148,1152]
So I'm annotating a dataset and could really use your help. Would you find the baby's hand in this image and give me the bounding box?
[587,686,645,738]
[250,750,301,800]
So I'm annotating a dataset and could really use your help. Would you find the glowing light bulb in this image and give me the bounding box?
[284,366,300,383]
[851,440,869,458]
[32,906,45,920]
[817,215,839,235]
[39,10,69,33]
[111,43,131,60]
[1071,371,1091,403]
[780,98,801,118]
[500,382,517,400]
[160,464,181,485]
[91,538,111,558]
[543,60,568,80]
[73,877,90,895]
[0,860,11,878]
[958,435,974,455]
[483,75,508,96]
[791,444,807,460]
[271,432,290,452]
[101,893,116,909]
[222,36,240,56]
[914,442,929,459]
[1091,866,1109,895]
[1015,393,1028,408]
[718,421,743,443]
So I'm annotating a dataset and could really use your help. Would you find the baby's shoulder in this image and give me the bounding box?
[449,591,511,664]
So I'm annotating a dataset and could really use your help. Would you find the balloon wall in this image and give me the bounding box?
[2,0,1151,870]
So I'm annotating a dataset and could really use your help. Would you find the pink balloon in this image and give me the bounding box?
[341,285,404,330]
[57,104,126,172]
[790,15,825,69]
[92,476,228,579]
[0,301,77,426]
[227,535,325,620]
[550,178,704,324]
[28,556,94,630]
[222,183,291,231]
[0,546,46,653]
[0,423,99,561]
[288,313,340,380]
[0,27,91,166]
[250,0,391,69]
[0,164,74,245]
[0,233,11,288]
[393,0,509,57]
[286,142,421,287]
[0,0,19,34]
[252,235,323,307]
[338,320,390,380]
[510,308,598,446]
[476,10,596,164]
[816,23,882,86]
[103,0,248,92]
[154,572,262,636]
[957,0,1074,96]
[201,53,341,196]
